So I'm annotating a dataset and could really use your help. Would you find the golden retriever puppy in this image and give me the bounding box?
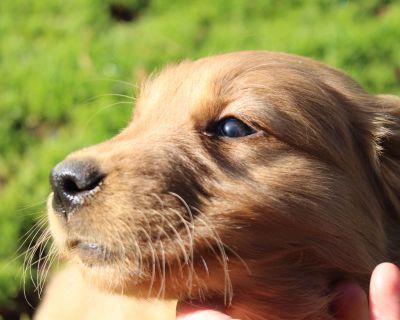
[39,51,400,320]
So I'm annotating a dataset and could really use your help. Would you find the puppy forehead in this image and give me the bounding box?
[136,60,230,126]
[133,51,346,131]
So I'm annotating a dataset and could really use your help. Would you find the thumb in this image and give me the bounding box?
[176,309,232,320]
[176,302,232,320]
[369,262,400,320]
[332,281,369,320]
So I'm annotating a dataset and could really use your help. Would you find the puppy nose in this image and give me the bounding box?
[50,159,104,218]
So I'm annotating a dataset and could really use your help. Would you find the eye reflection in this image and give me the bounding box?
[216,118,256,138]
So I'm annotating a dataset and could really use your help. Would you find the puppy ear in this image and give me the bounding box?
[373,94,400,218]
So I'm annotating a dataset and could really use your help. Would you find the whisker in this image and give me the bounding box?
[86,92,136,102]
[152,210,190,264]
[38,243,58,296]
[167,193,197,292]
[138,227,156,298]
[168,192,194,223]
[155,240,166,300]
[85,101,133,127]
[155,225,184,279]
[224,243,252,276]
[84,78,139,90]
[28,230,51,295]
[16,199,47,214]
[21,224,50,293]
[8,217,48,267]
[200,255,210,277]
[194,212,233,306]
[35,233,52,295]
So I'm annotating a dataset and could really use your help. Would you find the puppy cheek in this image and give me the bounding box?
[47,194,68,251]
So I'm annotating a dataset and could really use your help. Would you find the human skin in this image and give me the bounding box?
[176,263,400,320]
[369,263,400,320]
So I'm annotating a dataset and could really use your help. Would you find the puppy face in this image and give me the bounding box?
[48,51,400,319]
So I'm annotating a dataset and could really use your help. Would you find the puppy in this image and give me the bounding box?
[40,51,400,320]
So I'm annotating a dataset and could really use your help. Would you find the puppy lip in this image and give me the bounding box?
[68,239,115,266]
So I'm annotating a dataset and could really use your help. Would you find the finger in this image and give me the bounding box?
[176,309,232,320]
[176,302,232,320]
[369,262,400,320]
[332,281,369,320]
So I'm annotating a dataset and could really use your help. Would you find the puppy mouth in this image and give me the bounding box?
[68,239,118,266]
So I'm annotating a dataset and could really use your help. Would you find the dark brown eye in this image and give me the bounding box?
[216,118,256,138]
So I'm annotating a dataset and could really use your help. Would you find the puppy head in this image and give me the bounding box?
[48,51,400,319]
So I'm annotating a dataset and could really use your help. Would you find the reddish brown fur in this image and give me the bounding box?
[45,51,400,319]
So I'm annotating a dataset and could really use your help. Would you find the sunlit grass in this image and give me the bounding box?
[1,0,399,316]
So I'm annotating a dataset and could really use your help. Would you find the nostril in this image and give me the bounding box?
[61,171,103,195]
[50,159,104,218]
[63,178,81,195]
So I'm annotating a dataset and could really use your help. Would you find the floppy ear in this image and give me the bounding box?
[374,95,400,212]
[372,94,400,257]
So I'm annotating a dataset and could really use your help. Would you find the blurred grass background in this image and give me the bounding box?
[1,0,400,319]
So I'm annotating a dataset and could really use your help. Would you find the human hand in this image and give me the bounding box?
[176,303,232,320]
[176,263,400,320]
[334,262,400,320]
[369,262,400,319]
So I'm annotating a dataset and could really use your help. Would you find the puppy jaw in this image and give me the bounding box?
[47,51,400,319]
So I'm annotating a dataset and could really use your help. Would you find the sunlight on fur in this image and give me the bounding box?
[35,51,400,320]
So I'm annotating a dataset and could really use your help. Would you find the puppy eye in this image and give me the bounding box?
[215,118,256,138]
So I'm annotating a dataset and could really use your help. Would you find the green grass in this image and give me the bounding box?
[1,0,400,318]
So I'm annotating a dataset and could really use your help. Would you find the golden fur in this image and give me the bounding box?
[39,51,400,320]
[35,264,175,320]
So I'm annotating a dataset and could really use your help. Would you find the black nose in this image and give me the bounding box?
[50,159,104,218]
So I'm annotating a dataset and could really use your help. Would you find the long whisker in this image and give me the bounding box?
[21,222,48,284]
[84,78,139,90]
[137,227,156,298]
[16,200,47,214]
[151,194,192,264]
[155,225,184,279]
[193,212,233,306]
[35,233,53,295]
[22,227,52,302]
[85,101,133,126]
[81,92,136,104]
[155,240,166,299]
[9,217,48,266]
[167,193,197,292]
[38,242,58,296]
[152,209,190,264]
